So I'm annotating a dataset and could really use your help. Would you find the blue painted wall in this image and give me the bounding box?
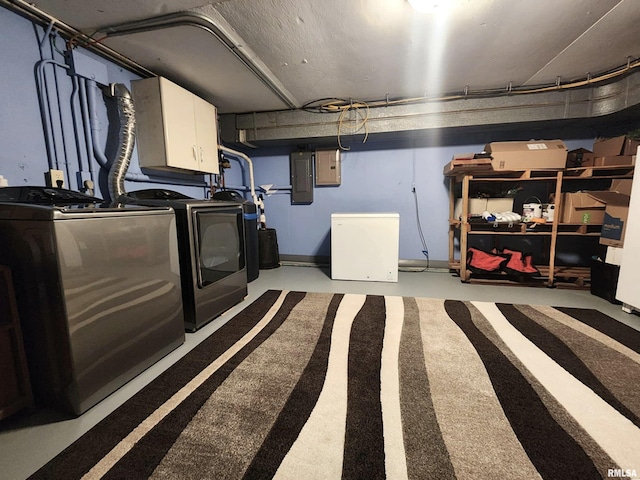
[1,6,597,263]
[242,139,591,262]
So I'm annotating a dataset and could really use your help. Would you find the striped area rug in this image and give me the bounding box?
[31,290,640,479]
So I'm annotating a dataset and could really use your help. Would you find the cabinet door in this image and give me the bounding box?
[160,78,199,170]
[193,96,219,174]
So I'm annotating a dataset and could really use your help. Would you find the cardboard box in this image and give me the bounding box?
[454,197,514,219]
[566,148,594,168]
[593,155,636,167]
[610,178,633,196]
[559,192,606,224]
[594,192,630,247]
[593,135,640,157]
[564,190,632,246]
[443,154,492,176]
[485,140,567,171]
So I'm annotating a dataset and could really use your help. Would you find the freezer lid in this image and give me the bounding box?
[331,213,400,219]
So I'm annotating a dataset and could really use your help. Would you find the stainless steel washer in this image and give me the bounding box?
[0,187,185,415]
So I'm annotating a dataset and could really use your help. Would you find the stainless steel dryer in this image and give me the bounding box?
[0,187,185,415]
[123,189,248,332]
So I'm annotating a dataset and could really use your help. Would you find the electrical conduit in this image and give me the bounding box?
[35,58,69,172]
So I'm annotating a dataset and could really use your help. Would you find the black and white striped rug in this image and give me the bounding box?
[31,290,640,479]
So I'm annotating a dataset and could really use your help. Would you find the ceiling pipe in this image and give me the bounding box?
[221,70,640,145]
[3,0,298,110]
[98,10,299,110]
[1,0,154,79]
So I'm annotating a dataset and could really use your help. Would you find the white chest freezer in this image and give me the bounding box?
[331,213,400,282]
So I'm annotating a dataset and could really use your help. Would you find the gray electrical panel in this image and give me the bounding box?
[315,149,341,186]
[290,151,314,204]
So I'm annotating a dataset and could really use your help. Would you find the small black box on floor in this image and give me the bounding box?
[590,260,621,304]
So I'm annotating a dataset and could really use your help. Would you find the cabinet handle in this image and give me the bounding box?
[192,145,197,162]
[200,147,204,164]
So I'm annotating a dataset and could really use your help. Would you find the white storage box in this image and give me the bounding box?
[454,198,514,219]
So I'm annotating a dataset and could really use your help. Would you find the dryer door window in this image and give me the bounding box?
[193,209,245,287]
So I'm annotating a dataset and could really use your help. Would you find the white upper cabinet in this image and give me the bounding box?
[132,77,219,174]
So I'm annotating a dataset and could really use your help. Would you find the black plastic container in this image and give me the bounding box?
[258,228,280,269]
[590,260,621,304]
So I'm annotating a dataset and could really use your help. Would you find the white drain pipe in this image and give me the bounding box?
[218,145,266,224]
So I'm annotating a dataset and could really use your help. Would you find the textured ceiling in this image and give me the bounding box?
[18,0,640,116]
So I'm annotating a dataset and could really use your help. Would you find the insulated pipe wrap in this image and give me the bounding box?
[108,83,136,202]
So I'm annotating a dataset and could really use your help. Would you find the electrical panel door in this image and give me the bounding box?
[315,149,341,186]
[290,151,313,204]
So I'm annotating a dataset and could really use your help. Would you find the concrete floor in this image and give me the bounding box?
[1,265,638,479]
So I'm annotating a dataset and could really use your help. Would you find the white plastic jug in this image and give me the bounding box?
[522,197,543,222]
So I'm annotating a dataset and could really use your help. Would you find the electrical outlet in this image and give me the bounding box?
[45,169,65,188]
